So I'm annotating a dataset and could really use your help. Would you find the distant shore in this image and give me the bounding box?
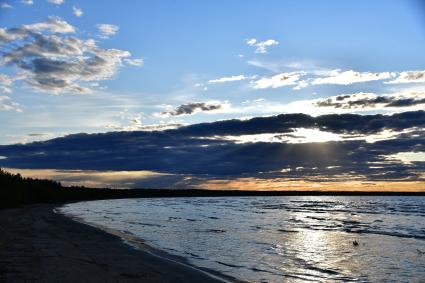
[0,204,236,283]
[2,169,424,209]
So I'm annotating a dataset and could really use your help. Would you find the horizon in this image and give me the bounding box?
[0,0,424,191]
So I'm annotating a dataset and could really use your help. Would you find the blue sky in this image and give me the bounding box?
[0,0,424,144]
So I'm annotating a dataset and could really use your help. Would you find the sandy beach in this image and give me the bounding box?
[0,204,233,283]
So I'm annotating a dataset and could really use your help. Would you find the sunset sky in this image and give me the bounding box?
[0,0,424,191]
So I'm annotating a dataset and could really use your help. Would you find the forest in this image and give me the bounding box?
[1,168,423,209]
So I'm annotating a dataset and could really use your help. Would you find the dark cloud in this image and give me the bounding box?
[315,93,425,109]
[175,110,425,135]
[386,98,425,107]
[0,111,424,181]
[162,102,224,116]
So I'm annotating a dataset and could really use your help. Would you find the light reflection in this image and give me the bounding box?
[201,177,425,192]
[273,208,363,282]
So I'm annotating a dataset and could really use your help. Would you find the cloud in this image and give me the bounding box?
[96,24,119,39]
[21,0,33,5]
[124,57,144,66]
[173,110,425,136]
[386,71,425,84]
[1,3,13,8]
[3,168,183,189]
[0,74,14,93]
[137,123,183,131]
[246,38,279,53]
[72,6,83,17]
[311,70,395,85]
[106,120,182,132]
[161,102,227,116]
[0,17,139,94]
[0,111,424,182]
[252,72,304,89]
[47,0,64,4]
[315,91,425,110]
[0,96,21,112]
[240,65,423,89]
[208,75,247,84]
[23,16,75,33]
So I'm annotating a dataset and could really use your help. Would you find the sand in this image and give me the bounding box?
[0,204,235,283]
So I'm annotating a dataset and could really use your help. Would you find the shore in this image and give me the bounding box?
[0,204,234,283]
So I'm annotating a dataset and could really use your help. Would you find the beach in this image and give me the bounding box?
[0,204,232,283]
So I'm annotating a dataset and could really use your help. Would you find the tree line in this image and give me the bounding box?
[2,168,423,209]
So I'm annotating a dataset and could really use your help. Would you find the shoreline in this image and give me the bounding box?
[56,206,238,283]
[0,204,238,283]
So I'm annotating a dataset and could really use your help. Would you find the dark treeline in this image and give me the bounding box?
[1,168,424,208]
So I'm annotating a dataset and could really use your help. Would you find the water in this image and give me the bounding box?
[60,196,425,282]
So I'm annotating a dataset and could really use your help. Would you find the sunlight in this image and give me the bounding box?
[219,128,342,144]
[385,152,425,164]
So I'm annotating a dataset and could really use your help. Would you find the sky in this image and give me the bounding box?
[0,0,424,191]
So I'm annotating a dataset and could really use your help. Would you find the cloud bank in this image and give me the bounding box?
[0,111,423,183]
[315,91,425,110]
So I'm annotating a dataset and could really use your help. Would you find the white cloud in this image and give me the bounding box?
[1,3,13,8]
[106,112,183,132]
[47,0,64,4]
[208,75,247,84]
[124,57,144,66]
[385,152,425,164]
[0,28,25,43]
[205,86,425,117]
[0,18,135,94]
[293,80,310,90]
[0,74,13,86]
[0,74,14,93]
[252,72,304,89]
[23,16,75,33]
[97,24,119,39]
[72,6,83,17]
[0,96,21,112]
[21,0,33,5]
[246,38,257,45]
[246,38,279,53]
[0,73,27,93]
[386,71,425,84]
[311,70,395,85]
[0,85,12,94]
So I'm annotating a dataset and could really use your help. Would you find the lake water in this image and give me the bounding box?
[60,196,425,282]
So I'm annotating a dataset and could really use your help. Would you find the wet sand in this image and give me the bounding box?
[0,204,233,282]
